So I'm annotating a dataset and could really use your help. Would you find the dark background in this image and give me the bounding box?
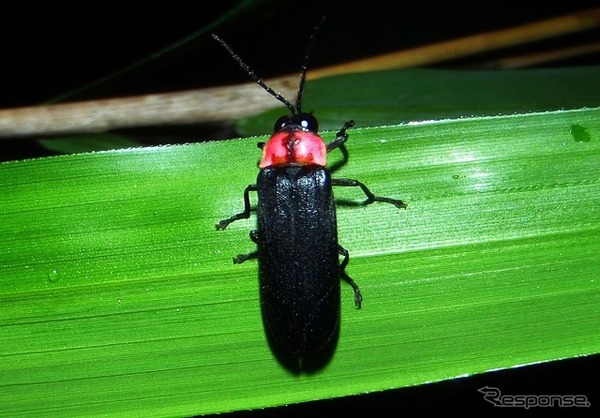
[2,0,598,414]
[2,1,599,107]
[2,0,600,160]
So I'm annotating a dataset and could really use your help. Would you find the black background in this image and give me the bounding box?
[2,0,598,414]
[2,0,600,159]
[2,1,599,107]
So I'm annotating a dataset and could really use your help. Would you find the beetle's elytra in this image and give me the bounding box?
[213,31,406,373]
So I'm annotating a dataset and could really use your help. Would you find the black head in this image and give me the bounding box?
[273,112,319,133]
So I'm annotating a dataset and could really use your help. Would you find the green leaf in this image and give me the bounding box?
[237,66,600,135]
[1,107,599,416]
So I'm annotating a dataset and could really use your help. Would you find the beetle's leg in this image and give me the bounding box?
[232,230,259,264]
[327,120,353,173]
[232,231,258,264]
[215,184,257,230]
[332,178,407,209]
[326,120,354,152]
[338,245,362,309]
[233,251,257,264]
[248,230,258,243]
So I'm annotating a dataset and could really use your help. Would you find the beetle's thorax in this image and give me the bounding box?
[259,124,327,169]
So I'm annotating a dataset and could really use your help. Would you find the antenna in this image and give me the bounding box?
[296,17,325,113]
[212,18,325,115]
[212,34,296,114]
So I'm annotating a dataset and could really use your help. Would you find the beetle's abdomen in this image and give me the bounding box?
[256,166,340,358]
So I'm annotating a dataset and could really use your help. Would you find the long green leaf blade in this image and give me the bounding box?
[1,107,599,416]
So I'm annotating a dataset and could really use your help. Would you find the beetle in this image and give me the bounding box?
[213,32,406,372]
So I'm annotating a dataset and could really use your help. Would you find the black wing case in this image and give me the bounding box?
[256,165,340,359]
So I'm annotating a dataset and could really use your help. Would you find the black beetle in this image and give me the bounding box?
[213,32,406,372]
